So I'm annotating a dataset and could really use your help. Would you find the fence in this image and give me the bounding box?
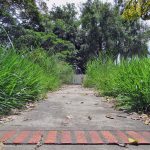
[72,74,84,85]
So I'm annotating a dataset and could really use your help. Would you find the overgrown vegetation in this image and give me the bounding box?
[85,57,150,112]
[0,0,150,114]
[0,47,73,114]
[1,0,149,72]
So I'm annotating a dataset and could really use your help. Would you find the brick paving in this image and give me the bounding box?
[0,130,150,145]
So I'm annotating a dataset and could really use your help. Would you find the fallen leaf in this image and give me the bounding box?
[94,103,99,105]
[106,115,114,119]
[140,114,148,120]
[117,143,127,147]
[131,117,140,120]
[23,118,32,121]
[144,119,150,125]
[0,142,4,150]
[88,116,92,120]
[128,138,138,145]
[62,115,73,126]
[66,115,73,120]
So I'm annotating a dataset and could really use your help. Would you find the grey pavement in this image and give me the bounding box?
[4,145,150,150]
[0,85,150,149]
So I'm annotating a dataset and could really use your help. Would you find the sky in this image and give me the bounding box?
[45,0,114,8]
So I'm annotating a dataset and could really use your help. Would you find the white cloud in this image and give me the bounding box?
[45,0,150,26]
[45,0,114,8]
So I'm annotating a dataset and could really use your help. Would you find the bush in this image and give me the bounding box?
[85,57,150,112]
[0,47,73,115]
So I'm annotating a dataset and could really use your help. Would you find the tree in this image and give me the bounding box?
[119,0,150,20]
[80,1,120,62]
[0,0,149,73]
[49,3,78,42]
[0,0,46,30]
[0,0,47,47]
[79,0,149,69]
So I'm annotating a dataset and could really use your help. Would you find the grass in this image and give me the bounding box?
[0,47,73,115]
[84,57,150,112]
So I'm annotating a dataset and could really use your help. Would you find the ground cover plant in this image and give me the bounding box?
[84,57,150,112]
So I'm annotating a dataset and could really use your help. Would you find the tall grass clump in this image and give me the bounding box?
[85,57,150,112]
[26,49,74,85]
[0,47,73,115]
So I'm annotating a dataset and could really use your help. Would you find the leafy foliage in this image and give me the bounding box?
[121,0,150,20]
[78,0,149,72]
[0,47,73,114]
[85,57,150,112]
[0,0,149,72]
[0,0,150,114]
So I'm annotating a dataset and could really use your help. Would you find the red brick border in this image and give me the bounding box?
[61,131,72,144]
[0,130,150,145]
[13,131,30,144]
[28,131,43,144]
[101,131,118,144]
[75,131,87,144]
[44,131,57,144]
[89,131,103,144]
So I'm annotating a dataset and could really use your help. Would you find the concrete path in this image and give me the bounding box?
[0,85,150,150]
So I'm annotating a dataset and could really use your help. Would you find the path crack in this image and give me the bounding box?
[33,134,44,150]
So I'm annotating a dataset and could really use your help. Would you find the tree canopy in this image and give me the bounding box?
[120,0,150,20]
[0,0,149,73]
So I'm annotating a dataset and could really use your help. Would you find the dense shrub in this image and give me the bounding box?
[85,57,150,112]
[0,47,73,115]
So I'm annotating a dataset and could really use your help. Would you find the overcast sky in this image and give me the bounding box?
[45,0,114,8]
[45,0,150,26]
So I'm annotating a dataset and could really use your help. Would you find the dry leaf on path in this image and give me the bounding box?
[23,118,32,121]
[140,114,148,120]
[88,116,92,120]
[131,117,140,120]
[144,119,150,125]
[94,103,99,105]
[128,138,138,145]
[62,115,73,126]
[95,93,100,97]
[117,143,127,148]
[106,115,114,119]
[0,142,4,150]
[66,115,73,120]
